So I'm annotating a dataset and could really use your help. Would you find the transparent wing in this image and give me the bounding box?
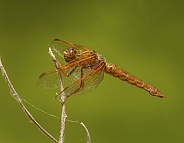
[36,69,61,89]
[50,39,90,58]
[59,63,105,97]
[36,67,79,89]
[37,63,105,97]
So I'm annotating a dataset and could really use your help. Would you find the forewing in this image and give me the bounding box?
[50,39,89,58]
[36,67,84,90]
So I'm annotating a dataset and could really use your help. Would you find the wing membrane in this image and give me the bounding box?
[50,39,90,58]
[59,63,105,97]
[36,69,61,89]
[37,67,83,89]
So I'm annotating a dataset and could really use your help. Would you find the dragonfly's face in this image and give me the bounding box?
[63,48,77,62]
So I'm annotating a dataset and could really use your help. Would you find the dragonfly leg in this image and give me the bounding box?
[65,66,78,77]
[52,58,78,77]
[56,65,78,77]
[69,67,85,96]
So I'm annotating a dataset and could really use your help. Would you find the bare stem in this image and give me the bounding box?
[48,47,67,143]
[59,96,67,143]
[0,57,58,143]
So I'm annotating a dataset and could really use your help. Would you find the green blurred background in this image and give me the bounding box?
[0,0,183,143]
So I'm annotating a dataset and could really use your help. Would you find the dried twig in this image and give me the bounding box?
[66,119,91,143]
[0,57,58,143]
[59,95,67,143]
[48,47,67,143]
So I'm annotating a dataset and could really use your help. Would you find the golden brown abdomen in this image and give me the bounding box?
[104,63,164,98]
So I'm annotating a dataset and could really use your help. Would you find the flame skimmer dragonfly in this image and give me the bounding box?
[37,39,164,98]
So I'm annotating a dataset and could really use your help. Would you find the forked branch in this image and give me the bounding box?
[1,47,91,143]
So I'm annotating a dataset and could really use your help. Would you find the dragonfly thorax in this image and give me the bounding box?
[63,48,77,62]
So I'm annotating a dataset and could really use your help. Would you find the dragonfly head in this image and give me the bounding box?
[63,48,77,62]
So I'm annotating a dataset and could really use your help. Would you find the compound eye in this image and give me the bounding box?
[70,48,76,55]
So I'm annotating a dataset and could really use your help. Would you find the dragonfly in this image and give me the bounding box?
[37,39,164,98]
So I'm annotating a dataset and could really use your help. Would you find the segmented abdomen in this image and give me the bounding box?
[104,63,164,98]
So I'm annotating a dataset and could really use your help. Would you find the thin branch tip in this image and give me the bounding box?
[80,122,91,143]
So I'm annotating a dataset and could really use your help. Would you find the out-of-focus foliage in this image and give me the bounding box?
[0,0,184,143]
